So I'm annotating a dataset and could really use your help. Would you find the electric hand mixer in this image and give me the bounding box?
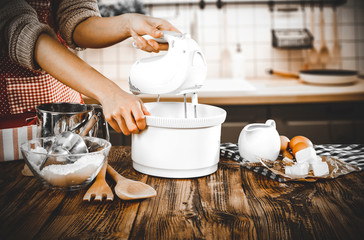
[128,31,207,118]
[128,32,227,178]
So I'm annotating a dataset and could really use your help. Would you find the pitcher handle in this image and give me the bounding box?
[265,119,276,128]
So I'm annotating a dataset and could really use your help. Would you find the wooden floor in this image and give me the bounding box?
[1,146,364,239]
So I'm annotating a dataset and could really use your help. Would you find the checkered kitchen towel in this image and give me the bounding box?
[220,143,364,182]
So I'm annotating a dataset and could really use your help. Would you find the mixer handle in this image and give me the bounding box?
[132,31,185,49]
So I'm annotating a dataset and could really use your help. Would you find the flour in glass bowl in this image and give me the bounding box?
[29,147,104,187]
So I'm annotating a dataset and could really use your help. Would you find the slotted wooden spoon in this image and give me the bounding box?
[318,5,330,68]
[107,164,156,200]
[331,6,341,64]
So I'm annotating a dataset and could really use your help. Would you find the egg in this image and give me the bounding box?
[292,142,311,156]
[289,136,313,150]
[280,135,290,151]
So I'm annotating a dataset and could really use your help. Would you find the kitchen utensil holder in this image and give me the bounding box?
[270,3,313,49]
[272,29,313,49]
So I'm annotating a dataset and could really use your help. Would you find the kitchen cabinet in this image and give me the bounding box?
[275,120,331,143]
[220,105,268,143]
[108,101,364,146]
[330,120,355,143]
[220,105,268,122]
[236,102,364,144]
[221,102,364,144]
[354,120,364,143]
[109,128,130,146]
[269,103,332,143]
[219,103,334,144]
[221,122,247,143]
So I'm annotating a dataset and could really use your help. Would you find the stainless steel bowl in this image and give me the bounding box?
[36,103,109,141]
[36,103,93,137]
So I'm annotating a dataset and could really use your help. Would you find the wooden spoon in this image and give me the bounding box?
[308,5,319,66]
[331,6,341,64]
[107,164,156,200]
[319,6,330,68]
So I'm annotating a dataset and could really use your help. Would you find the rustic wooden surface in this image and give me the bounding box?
[1,146,364,240]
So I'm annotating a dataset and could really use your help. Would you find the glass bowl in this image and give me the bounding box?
[21,136,111,191]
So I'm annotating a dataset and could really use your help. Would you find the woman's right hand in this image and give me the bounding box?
[126,13,180,53]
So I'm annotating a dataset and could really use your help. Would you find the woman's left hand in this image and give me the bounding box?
[100,87,150,136]
[126,13,180,53]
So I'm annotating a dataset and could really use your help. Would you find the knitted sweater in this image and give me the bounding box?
[0,0,101,71]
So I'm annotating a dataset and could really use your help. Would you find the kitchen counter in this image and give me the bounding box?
[1,146,364,239]
[84,77,364,105]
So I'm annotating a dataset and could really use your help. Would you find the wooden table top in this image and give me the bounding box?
[1,146,364,239]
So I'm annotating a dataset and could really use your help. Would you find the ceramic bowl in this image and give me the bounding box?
[131,102,226,178]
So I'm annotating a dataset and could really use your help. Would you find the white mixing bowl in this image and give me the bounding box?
[131,102,226,178]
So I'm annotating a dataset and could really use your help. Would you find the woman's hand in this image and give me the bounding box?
[73,13,180,50]
[100,88,150,135]
[49,14,180,135]
[35,33,150,135]
[126,13,180,53]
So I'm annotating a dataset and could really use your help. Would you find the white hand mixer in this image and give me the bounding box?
[128,31,207,118]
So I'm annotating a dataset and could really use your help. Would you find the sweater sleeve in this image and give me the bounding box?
[56,0,101,50]
[0,0,58,70]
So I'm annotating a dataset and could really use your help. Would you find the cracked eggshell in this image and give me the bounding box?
[312,161,329,177]
[285,162,310,176]
[295,146,317,164]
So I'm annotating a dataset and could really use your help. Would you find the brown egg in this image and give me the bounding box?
[289,136,313,150]
[292,142,310,156]
[282,149,293,160]
[280,135,290,151]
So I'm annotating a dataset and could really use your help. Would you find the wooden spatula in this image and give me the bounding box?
[106,164,156,200]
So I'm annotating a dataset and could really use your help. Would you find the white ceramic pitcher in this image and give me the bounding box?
[238,119,281,163]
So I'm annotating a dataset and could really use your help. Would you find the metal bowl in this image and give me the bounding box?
[36,103,93,138]
[36,102,109,141]
[21,136,111,191]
